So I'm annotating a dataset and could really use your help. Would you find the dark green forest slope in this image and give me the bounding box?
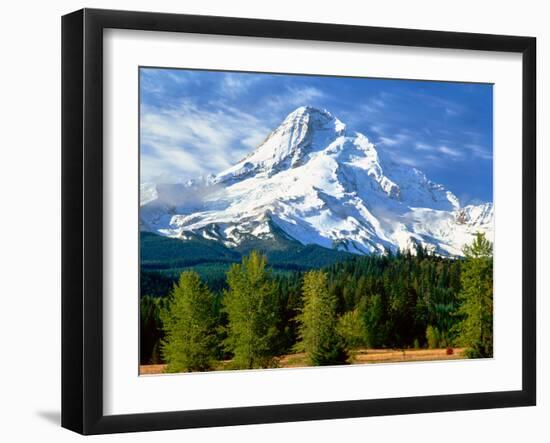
[140,231,354,295]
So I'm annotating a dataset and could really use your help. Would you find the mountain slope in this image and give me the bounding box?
[140,106,493,257]
[141,230,354,272]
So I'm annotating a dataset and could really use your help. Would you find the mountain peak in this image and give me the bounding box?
[215,106,347,182]
[282,106,346,134]
[285,105,333,120]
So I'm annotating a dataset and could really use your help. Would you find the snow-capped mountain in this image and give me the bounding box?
[140,106,493,257]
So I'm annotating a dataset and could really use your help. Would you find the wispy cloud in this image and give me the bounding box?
[411,91,464,117]
[395,155,422,168]
[362,99,386,114]
[220,73,261,98]
[445,107,459,117]
[414,142,462,160]
[378,132,410,147]
[359,92,394,117]
[368,124,387,136]
[464,143,492,160]
[438,145,462,159]
[416,140,492,162]
[264,86,325,112]
[140,69,198,96]
[140,100,271,183]
[415,142,433,151]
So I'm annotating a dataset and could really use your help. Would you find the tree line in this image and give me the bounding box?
[140,233,493,371]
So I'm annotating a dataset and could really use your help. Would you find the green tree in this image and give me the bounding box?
[295,270,348,365]
[160,271,217,372]
[337,305,366,350]
[426,324,441,349]
[223,251,278,369]
[456,233,493,358]
[363,294,385,348]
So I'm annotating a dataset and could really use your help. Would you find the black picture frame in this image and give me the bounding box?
[62,8,536,435]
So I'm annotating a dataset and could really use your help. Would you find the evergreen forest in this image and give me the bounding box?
[140,233,494,371]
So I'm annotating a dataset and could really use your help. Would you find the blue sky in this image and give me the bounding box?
[140,67,493,205]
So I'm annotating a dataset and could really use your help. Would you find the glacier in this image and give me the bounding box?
[140,106,493,257]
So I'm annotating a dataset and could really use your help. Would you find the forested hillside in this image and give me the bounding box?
[140,234,493,369]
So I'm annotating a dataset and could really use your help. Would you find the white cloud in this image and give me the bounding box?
[359,92,397,117]
[414,142,463,161]
[411,91,464,117]
[140,100,271,183]
[415,142,434,151]
[264,86,325,111]
[140,69,196,96]
[220,73,261,97]
[438,145,462,159]
[165,71,193,85]
[396,155,422,168]
[140,150,204,184]
[445,107,459,117]
[368,124,386,136]
[378,133,410,147]
[465,143,492,160]
[414,140,491,161]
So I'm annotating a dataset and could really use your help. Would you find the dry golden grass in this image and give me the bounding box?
[139,364,167,375]
[351,347,465,364]
[277,352,309,367]
[139,348,466,375]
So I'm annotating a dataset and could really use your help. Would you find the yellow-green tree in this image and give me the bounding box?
[223,251,278,369]
[456,233,493,358]
[295,270,348,365]
[337,304,367,351]
[160,271,217,372]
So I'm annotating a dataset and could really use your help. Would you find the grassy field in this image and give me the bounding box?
[139,347,466,375]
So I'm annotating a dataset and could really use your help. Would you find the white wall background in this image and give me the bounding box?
[0,0,546,441]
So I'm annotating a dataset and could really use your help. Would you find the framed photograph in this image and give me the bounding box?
[62,8,536,435]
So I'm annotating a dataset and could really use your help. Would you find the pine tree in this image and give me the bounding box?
[295,271,348,365]
[363,293,385,348]
[160,271,217,372]
[223,251,278,369]
[456,233,493,358]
